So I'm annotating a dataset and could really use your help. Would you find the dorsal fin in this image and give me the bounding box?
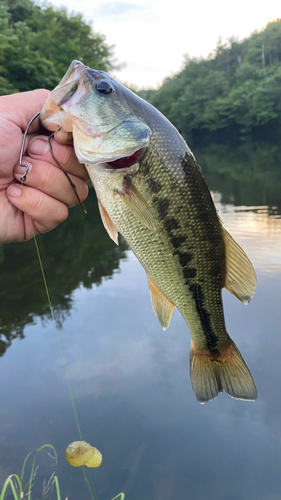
[147,275,175,330]
[97,198,119,245]
[223,227,257,304]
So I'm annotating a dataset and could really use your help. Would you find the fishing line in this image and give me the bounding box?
[19,116,98,500]
[29,221,98,500]
[32,228,84,440]
[20,188,98,500]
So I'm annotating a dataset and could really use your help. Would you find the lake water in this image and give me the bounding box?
[0,141,281,500]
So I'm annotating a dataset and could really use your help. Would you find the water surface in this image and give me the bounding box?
[0,141,281,500]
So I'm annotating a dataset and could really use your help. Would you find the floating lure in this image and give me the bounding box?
[65,441,102,468]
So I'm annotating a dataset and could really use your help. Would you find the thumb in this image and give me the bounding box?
[0,89,50,133]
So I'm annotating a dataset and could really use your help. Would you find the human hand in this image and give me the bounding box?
[0,89,89,243]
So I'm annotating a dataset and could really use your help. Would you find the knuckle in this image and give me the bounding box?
[27,189,68,227]
[56,204,68,224]
[28,190,44,213]
[39,204,68,233]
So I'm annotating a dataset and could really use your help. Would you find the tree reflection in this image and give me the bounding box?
[0,189,128,355]
[196,141,281,211]
[1,141,281,355]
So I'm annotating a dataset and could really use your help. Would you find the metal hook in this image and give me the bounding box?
[19,114,87,214]
[19,112,41,182]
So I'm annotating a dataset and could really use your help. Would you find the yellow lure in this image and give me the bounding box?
[65,441,102,468]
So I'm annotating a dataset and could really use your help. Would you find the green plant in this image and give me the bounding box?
[0,444,60,500]
[0,445,125,500]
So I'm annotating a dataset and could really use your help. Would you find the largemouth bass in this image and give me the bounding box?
[41,61,257,403]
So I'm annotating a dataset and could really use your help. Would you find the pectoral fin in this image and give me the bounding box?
[98,199,119,245]
[117,178,156,232]
[223,227,257,304]
[147,275,175,330]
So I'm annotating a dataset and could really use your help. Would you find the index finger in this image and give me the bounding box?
[0,89,50,133]
[26,135,89,181]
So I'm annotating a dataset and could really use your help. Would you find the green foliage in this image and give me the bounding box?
[0,0,115,94]
[0,444,58,500]
[137,88,157,102]
[0,444,125,500]
[147,20,281,139]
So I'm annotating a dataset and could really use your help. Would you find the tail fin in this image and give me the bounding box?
[190,339,257,404]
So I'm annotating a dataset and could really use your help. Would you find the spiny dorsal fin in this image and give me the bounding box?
[147,275,175,330]
[190,339,257,404]
[117,179,156,233]
[223,227,257,304]
[98,199,119,246]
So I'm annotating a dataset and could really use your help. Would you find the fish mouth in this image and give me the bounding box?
[106,149,142,170]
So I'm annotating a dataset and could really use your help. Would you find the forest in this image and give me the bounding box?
[0,0,115,94]
[0,0,280,141]
[140,19,281,141]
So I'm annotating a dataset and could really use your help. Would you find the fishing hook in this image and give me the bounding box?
[19,111,41,182]
[19,114,87,213]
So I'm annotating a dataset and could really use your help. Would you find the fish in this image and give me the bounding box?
[41,60,258,403]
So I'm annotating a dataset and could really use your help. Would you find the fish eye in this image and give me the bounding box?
[96,80,114,95]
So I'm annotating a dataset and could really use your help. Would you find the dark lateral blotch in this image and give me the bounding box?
[189,283,219,351]
[177,251,193,267]
[171,235,187,248]
[147,178,162,194]
[164,218,179,233]
[158,198,170,217]
[183,268,197,280]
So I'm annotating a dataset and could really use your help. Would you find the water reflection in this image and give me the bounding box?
[0,141,281,500]
[0,191,128,356]
[213,192,281,274]
[196,141,281,210]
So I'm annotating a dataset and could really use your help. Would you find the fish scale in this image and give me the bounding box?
[41,60,258,403]
[89,141,230,353]
[134,141,226,350]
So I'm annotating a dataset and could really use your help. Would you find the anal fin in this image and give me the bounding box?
[190,339,257,404]
[147,275,175,330]
[223,227,257,304]
[98,199,119,245]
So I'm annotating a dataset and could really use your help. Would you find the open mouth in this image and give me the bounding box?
[106,149,142,170]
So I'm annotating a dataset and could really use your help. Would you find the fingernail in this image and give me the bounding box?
[28,137,49,156]
[8,184,22,198]
[14,162,32,176]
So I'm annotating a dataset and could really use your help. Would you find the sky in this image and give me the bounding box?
[50,0,280,89]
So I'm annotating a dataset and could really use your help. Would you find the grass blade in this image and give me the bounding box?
[0,475,21,500]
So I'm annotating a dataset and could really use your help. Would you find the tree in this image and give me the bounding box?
[145,19,281,141]
[0,0,115,95]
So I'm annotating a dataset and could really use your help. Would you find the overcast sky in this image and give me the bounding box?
[50,0,281,89]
